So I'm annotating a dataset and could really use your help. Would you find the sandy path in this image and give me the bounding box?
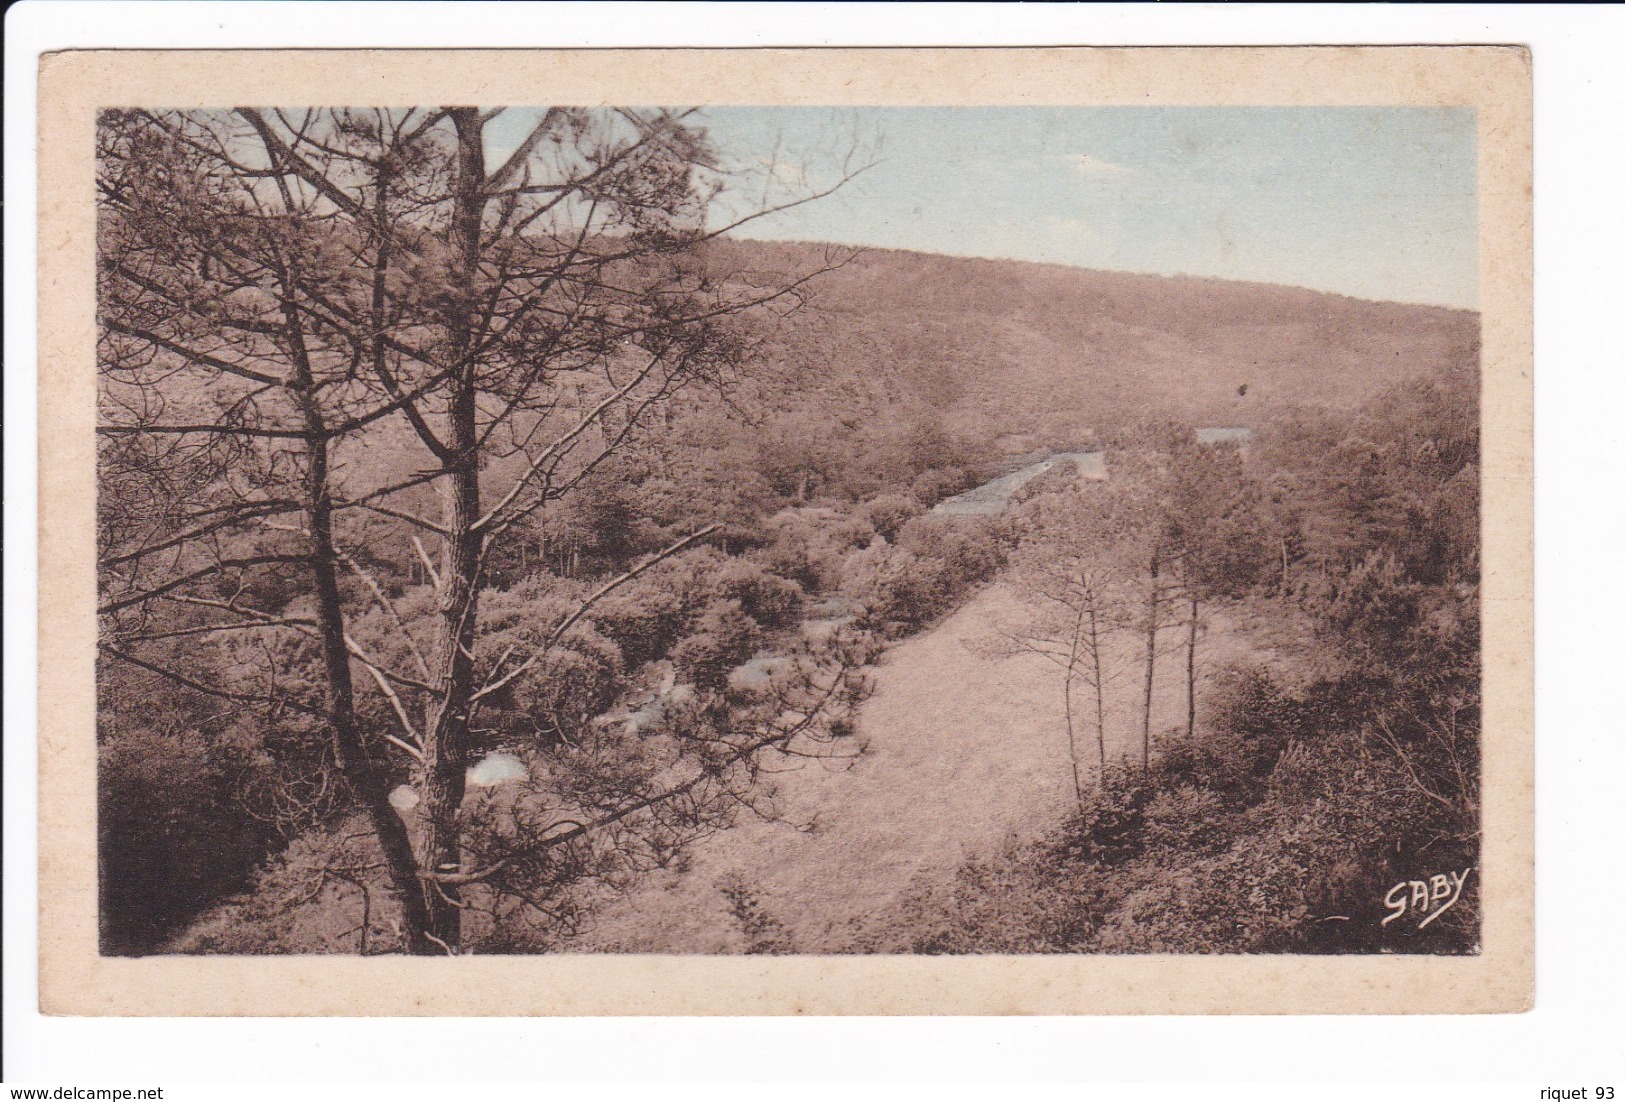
[577,584,1082,952]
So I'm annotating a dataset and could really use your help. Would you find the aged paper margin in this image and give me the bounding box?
[37,45,1533,1016]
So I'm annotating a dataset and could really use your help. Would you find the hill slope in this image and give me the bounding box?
[712,240,1480,454]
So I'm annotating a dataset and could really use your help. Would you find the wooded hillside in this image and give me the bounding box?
[707,239,1479,456]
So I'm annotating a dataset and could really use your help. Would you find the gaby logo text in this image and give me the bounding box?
[1382,868,1472,930]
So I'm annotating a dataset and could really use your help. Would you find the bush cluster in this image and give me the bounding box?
[844,515,1007,635]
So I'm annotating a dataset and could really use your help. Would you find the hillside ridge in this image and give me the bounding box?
[721,236,1481,316]
[708,237,1480,448]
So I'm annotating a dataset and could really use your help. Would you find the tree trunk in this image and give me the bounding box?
[308,445,436,954]
[414,108,489,954]
[1140,556,1160,773]
[1186,594,1199,740]
[286,300,435,954]
[417,446,481,952]
[1062,605,1086,811]
[1087,602,1107,775]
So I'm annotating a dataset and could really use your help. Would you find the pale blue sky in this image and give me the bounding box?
[490,106,1478,309]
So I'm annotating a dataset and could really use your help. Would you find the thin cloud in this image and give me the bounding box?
[1047,216,1103,246]
[1062,152,1133,177]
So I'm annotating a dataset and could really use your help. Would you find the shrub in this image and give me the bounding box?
[896,514,1005,583]
[842,544,938,634]
[1158,664,1299,798]
[505,624,626,747]
[711,558,807,629]
[881,847,1088,955]
[842,514,1007,634]
[647,546,734,615]
[759,507,874,594]
[474,579,626,746]
[167,819,405,955]
[860,493,924,543]
[670,598,762,690]
[1141,785,1231,853]
[755,530,823,595]
[591,582,685,667]
[909,465,972,506]
[1045,766,1154,868]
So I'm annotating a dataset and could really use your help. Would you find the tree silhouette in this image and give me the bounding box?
[992,482,1138,804]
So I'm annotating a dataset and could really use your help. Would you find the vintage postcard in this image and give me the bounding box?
[38,45,1532,1014]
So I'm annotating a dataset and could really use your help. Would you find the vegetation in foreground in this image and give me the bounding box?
[849,369,1480,956]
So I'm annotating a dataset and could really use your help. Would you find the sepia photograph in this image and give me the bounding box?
[93,101,1486,960]
[33,43,1533,1016]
